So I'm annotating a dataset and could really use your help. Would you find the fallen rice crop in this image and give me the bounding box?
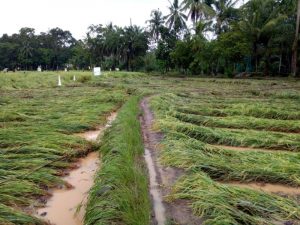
[171,111,300,133]
[157,118,300,151]
[1,71,300,224]
[147,79,300,224]
[160,133,300,186]
[170,173,300,225]
[0,72,128,224]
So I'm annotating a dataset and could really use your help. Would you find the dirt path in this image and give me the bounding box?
[35,112,117,225]
[140,97,203,225]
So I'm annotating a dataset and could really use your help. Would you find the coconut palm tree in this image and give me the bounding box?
[19,42,33,70]
[18,28,35,70]
[147,9,165,42]
[165,0,188,34]
[181,0,215,24]
[212,0,239,35]
[194,20,213,38]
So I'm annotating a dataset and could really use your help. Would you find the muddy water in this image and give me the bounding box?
[36,112,117,225]
[36,152,100,225]
[76,113,117,141]
[144,148,166,225]
[228,182,300,195]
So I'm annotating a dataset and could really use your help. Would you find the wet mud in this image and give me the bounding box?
[228,181,300,196]
[213,145,284,153]
[76,113,117,142]
[140,97,203,225]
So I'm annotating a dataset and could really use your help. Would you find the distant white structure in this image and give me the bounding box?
[3,68,8,73]
[64,68,68,72]
[73,75,76,81]
[93,67,101,76]
[116,68,120,71]
[37,66,42,72]
[58,75,62,86]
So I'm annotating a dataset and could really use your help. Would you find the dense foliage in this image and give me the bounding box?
[0,0,299,76]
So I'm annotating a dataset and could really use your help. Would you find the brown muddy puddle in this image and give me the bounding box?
[35,112,117,225]
[76,113,117,142]
[227,181,300,196]
[36,152,100,225]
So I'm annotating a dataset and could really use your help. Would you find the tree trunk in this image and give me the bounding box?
[279,53,282,74]
[253,42,258,73]
[292,0,300,77]
[264,55,270,76]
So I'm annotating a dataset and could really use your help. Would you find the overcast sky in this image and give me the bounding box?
[0,0,170,39]
[0,0,246,39]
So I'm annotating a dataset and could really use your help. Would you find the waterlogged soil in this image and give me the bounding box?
[228,181,300,196]
[140,97,203,225]
[36,112,117,225]
[213,145,283,153]
[76,113,117,141]
[144,148,166,225]
[36,152,100,225]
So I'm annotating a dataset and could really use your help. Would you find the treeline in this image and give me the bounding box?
[0,0,299,76]
[0,25,148,71]
[149,0,299,77]
[0,28,76,71]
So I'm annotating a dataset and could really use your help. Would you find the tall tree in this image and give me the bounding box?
[194,21,213,38]
[147,9,165,42]
[123,25,148,71]
[165,0,188,35]
[212,0,239,35]
[156,26,177,72]
[45,28,76,69]
[292,0,300,76]
[237,0,286,74]
[18,28,36,70]
[181,0,215,24]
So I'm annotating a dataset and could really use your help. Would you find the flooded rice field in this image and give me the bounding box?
[35,112,117,225]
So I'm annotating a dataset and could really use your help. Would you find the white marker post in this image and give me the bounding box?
[58,75,62,86]
[93,67,101,76]
[73,75,76,81]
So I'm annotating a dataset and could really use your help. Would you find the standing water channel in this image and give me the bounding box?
[36,113,117,225]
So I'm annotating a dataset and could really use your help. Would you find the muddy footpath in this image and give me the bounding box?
[140,98,203,225]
